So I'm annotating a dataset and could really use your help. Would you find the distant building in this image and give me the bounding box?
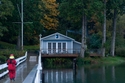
[40,32,81,54]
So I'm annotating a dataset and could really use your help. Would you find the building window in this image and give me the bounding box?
[47,42,66,54]
[63,43,66,52]
[53,43,56,53]
[58,43,61,53]
[48,43,51,53]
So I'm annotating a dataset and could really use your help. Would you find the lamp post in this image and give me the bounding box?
[21,0,23,50]
[15,0,33,50]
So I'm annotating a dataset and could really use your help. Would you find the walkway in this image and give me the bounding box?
[0,52,38,83]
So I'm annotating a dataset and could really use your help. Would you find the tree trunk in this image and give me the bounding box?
[17,35,21,50]
[84,15,87,45]
[81,14,86,58]
[110,9,117,56]
[102,0,106,57]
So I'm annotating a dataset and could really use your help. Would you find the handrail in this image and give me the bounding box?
[34,50,42,83]
[0,51,27,78]
[41,49,80,54]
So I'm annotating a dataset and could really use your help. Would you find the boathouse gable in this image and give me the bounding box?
[40,32,81,54]
[41,32,75,41]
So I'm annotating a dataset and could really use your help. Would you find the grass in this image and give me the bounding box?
[0,41,39,51]
[100,56,125,64]
[77,56,125,66]
[24,45,39,51]
[0,41,16,49]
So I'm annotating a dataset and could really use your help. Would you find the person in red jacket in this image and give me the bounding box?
[7,54,17,81]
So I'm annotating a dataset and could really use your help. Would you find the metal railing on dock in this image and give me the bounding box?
[41,49,80,54]
[34,50,42,83]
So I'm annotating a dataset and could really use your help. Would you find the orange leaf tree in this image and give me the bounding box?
[39,0,59,30]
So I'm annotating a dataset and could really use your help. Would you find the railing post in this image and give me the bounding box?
[39,34,42,51]
[73,58,76,75]
[73,58,77,83]
[41,72,44,83]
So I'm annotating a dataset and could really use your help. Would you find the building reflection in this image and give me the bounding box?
[43,69,74,83]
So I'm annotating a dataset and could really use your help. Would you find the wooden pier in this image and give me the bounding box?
[41,53,78,58]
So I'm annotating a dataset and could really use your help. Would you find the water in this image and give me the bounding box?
[42,63,125,83]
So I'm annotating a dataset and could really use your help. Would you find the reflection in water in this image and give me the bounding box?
[43,63,125,83]
[43,69,73,83]
[112,66,115,82]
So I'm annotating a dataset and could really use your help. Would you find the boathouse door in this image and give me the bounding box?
[47,42,67,54]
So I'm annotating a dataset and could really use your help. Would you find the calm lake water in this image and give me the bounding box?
[43,63,125,83]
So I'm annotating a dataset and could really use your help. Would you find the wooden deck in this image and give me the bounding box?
[41,53,78,58]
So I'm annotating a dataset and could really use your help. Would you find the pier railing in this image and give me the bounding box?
[0,51,27,78]
[34,50,42,83]
[41,49,80,54]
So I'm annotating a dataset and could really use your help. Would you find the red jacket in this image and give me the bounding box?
[7,59,17,70]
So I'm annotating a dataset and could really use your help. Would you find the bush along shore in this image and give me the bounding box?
[0,41,39,64]
[76,56,125,66]
[43,58,73,69]
[0,49,25,64]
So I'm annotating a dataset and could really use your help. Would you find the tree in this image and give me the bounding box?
[59,0,103,58]
[110,9,117,56]
[59,0,85,57]
[39,0,59,30]
[1,0,44,46]
[0,0,14,37]
[107,0,125,56]
[23,0,44,45]
[0,0,14,18]
[101,0,107,57]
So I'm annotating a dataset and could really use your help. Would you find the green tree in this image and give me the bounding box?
[1,0,44,46]
[23,0,44,45]
[107,0,125,56]
[59,0,103,57]
[0,0,14,37]
[0,0,14,18]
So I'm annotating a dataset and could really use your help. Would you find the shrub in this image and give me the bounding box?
[0,41,16,49]
[0,55,7,64]
[85,51,89,57]
[87,34,101,49]
[0,49,25,64]
[24,45,39,51]
[116,47,125,57]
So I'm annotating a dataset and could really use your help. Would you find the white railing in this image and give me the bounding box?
[34,51,42,83]
[41,49,80,54]
[0,51,27,78]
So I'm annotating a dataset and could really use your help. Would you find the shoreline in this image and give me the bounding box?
[76,56,125,66]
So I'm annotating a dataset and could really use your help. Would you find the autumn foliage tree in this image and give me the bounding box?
[39,0,59,30]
